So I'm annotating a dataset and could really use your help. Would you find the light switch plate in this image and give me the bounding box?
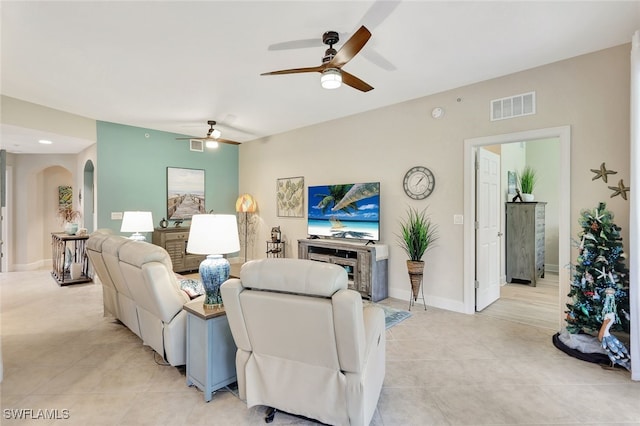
[453,214,464,225]
[111,212,123,220]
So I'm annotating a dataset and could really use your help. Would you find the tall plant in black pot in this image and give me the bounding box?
[397,207,438,309]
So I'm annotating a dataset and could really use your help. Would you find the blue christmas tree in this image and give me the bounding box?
[565,202,630,334]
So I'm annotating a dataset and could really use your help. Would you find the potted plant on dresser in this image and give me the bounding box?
[518,166,537,202]
[397,206,438,309]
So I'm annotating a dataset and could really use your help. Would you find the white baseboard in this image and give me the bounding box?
[388,287,467,314]
[12,259,50,272]
[545,264,559,273]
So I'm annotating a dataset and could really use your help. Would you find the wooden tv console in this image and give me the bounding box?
[298,238,388,302]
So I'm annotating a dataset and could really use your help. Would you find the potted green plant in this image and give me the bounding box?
[57,205,81,234]
[518,166,537,201]
[397,207,439,304]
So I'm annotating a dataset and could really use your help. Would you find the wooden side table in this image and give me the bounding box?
[184,299,237,402]
[51,232,92,286]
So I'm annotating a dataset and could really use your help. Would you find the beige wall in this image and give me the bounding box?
[239,43,631,311]
[3,98,97,270]
[10,154,77,269]
[1,96,95,140]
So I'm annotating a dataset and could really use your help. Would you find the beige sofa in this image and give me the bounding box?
[86,231,190,366]
[221,258,386,425]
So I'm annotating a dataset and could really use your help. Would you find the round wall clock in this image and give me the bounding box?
[403,166,435,200]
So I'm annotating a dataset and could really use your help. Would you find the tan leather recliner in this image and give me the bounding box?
[221,258,385,426]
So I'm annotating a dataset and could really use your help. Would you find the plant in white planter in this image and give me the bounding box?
[518,166,537,202]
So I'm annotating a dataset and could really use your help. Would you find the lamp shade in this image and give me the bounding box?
[120,211,154,233]
[186,214,240,255]
[235,193,257,213]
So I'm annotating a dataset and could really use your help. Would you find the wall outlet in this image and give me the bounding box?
[111,212,123,220]
[454,214,464,225]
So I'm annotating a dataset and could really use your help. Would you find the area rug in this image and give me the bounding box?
[365,302,412,329]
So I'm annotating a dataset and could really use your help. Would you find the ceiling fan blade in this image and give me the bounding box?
[176,137,200,140]
[328,26,371,69]
[261,65,324,76]
[341,70,374,92]
[361,48,396,71]
[268,38,321,51]
[357,0,401,31]
[216,138,241,145]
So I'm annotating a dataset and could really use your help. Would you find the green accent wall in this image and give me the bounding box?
[96,121,239,234]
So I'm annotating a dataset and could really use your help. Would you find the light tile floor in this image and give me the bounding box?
[1,270,638,425]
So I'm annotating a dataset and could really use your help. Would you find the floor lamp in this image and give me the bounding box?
[235,193,257,263]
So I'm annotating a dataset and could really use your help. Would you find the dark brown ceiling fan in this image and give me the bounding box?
[175,120,240,146]
[261,26,374,92]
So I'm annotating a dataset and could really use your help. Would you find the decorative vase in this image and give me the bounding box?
[199,254,230,309]
[70,263,83,280]
[406,260,425,301]
[521,193,535,202]
[64,222,79,235]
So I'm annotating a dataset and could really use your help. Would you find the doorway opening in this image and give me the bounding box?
[463,126,571,331]
[477,140,560,329]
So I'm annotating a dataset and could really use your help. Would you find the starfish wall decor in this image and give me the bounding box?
[608,179,630,200]
[590,162,617,183]
[590,162,630,201]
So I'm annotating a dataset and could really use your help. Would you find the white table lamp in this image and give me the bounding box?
[121,211,154,241]
[187,214,240,309]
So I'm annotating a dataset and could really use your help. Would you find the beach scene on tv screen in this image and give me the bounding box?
[308,182,380,241]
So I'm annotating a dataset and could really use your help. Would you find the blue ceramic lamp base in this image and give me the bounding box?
[200,254,230,309]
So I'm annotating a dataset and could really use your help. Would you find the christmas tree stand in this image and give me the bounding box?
[552,330,610,365]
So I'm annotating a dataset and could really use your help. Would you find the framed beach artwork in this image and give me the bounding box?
[276,176,304,217]
[166,167,206,221]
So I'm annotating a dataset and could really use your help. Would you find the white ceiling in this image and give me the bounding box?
[1,1,639,154]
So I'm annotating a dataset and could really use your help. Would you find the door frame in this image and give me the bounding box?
[463,126,571,325]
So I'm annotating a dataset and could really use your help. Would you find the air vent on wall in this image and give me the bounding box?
[190,139,204,152]
[491,91,535,121]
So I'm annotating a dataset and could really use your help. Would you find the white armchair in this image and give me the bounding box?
[221,258,385,425]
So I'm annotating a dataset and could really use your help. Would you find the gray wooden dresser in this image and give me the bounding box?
[505,202,546,286]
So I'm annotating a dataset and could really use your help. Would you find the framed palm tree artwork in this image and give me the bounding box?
[276,176,304,217]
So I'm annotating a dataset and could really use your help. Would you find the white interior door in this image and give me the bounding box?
[476,148,501,311]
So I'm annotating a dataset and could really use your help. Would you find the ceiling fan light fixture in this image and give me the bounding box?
[211,128,222,139]
[321,68,342,89]
[206,140,219,149]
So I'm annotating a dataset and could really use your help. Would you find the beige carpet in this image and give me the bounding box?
[478,273,560,330]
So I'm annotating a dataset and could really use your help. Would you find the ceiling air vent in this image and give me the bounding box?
[190,139,204,152]
[491,91,536,121]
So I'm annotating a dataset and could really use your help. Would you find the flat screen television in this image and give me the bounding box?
[307,182,380,241]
